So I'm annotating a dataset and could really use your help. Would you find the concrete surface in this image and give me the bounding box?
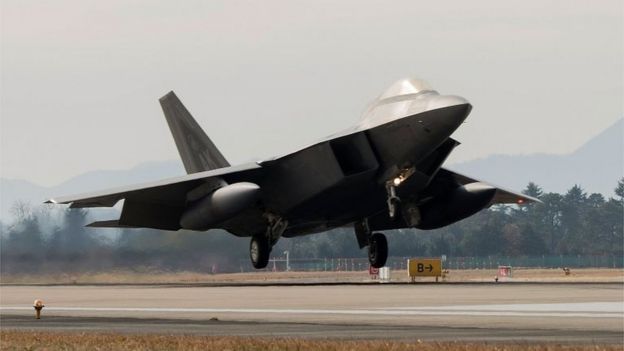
[1,282,622,343]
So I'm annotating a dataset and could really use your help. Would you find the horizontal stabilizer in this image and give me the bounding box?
[439,167,542,204]
[86,220,139,228]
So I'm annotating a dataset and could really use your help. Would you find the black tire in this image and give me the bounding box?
[368,232,388,268]
[250,235,270,269]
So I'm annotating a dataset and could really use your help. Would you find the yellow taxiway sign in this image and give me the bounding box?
[408,258,442,277]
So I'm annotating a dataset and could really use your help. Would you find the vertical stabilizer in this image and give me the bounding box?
[159,91,230,174]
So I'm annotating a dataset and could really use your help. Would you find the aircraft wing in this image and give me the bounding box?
[45,163,264,230]
[438,167,541,204]
[46,163,262,208]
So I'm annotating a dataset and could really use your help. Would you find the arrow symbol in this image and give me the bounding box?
[427,264,433,272]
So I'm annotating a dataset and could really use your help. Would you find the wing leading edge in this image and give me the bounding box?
[46,163,262,208]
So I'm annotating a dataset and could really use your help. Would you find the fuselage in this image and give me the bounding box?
[225,79,472,237]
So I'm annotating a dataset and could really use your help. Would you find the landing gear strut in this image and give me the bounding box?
[354,220,388,268]
[386,183,401,219]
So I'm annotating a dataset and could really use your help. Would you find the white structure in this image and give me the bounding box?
[379,267,391,282]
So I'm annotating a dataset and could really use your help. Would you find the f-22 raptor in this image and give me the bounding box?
[48,78,538,269]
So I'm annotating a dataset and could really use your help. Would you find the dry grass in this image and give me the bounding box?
[427,268,624,283]
[0,270,366,285]
[0,331,619,351]
[1,268,622,285]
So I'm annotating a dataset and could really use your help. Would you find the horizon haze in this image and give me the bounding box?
[1,0,622,187]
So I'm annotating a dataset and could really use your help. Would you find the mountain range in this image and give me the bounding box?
[450,119,623,197]
[1,119,622,222]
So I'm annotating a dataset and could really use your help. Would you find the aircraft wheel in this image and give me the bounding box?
[368,232,388,268]
[250,235,270,269]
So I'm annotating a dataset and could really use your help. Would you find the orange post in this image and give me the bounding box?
[33,299,44,319]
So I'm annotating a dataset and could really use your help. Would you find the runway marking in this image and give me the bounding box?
[1,302,623,319]
[379,302,624,313]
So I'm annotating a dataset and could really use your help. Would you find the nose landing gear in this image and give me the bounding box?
[386,183,401,219]
[354,220,388,268]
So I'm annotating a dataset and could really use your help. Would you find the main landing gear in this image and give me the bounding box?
[250,235,270,269]
[354,220,388,268]
[250,215,288,269]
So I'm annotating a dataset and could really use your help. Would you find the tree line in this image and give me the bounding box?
[1,179,622,274]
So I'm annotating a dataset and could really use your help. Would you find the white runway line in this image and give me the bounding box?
[380,302,624,313]
[1,302,623,319]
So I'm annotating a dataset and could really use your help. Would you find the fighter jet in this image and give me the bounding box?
[47,78,538,269]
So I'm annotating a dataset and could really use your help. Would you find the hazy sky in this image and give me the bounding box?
[1,0,622,186]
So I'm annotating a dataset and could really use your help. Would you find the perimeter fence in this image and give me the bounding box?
[246,255,623,272]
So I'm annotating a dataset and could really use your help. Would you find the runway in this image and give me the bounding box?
[1,282,623,343]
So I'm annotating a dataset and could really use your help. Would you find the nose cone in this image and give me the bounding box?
[428,94,471,126]
[418,102,472,138]
[441,102,471,129]
[428,94,469,109]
